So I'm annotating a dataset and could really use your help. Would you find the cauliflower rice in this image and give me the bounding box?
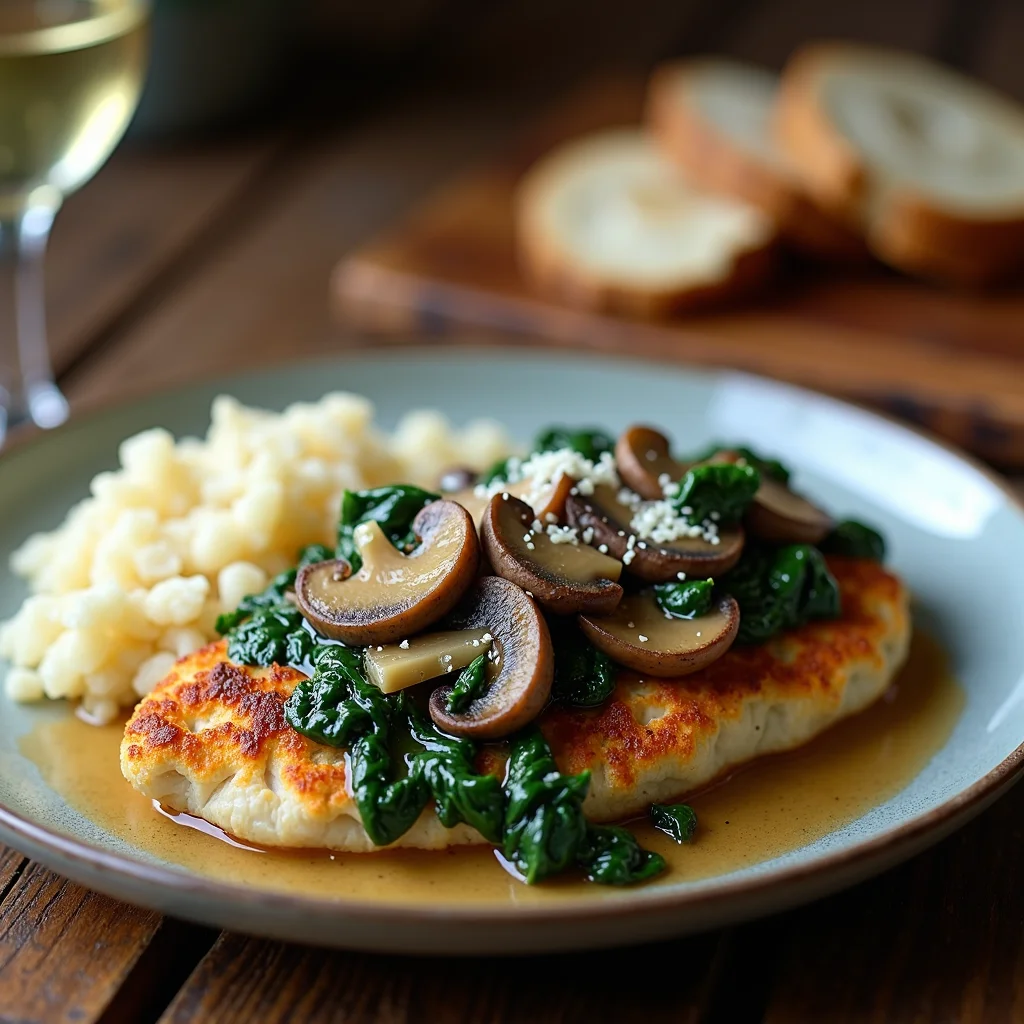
[0,393,511,723]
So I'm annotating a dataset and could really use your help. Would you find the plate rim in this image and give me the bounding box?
[3,346,1024,930]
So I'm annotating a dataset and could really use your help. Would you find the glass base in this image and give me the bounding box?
[0,379,68,448]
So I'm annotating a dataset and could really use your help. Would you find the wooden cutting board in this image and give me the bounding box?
[332,77,1024,467]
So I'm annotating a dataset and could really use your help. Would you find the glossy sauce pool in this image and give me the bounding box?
[20,631,963,906]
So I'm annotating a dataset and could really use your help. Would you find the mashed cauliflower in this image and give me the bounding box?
[0,393,511,723]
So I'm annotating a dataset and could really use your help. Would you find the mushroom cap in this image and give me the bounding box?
[744,476,833,545]
[704,449,832,545]
[579,591,740,677]
[615,425,687,500]
[295,500,479,647]
[566,486,745,582]
[438,466,478,493]
[481,493,624,616]
[448,473,574,530]
[429,576,554,739]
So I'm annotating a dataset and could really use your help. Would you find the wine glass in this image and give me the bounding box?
[0,0,149,447]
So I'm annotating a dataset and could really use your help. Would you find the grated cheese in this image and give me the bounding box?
[630,499,720,545]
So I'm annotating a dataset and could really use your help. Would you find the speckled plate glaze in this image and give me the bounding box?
[2,349,1023,955]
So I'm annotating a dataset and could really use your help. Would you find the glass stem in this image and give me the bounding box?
[0,198,69,447]
[0,216,19,444]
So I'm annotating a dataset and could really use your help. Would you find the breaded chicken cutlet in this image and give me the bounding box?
[121,557,908,851]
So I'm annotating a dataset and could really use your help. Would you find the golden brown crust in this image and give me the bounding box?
[122,642,353,819]
[542,556,908,815]
[775,43,1024,286]
[774,44,869,220]
[648,60,867,262]
[871,191,1024,287]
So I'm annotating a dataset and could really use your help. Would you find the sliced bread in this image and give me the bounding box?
[776,43,1024,285]
[648,58,865,261]
[514,128,778,318]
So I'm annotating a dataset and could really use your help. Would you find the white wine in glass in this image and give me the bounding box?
[0,0,148,445]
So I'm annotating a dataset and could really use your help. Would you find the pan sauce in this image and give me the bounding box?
[21,630,961,906]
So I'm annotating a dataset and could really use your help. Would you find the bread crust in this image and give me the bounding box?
[648,60,866,262]
[776,43,1024,286]
[514,130,778,318]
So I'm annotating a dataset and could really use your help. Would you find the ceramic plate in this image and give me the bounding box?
[1,349,1023,954]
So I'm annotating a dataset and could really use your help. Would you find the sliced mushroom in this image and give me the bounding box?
[480,493,623,615]
[615,425,688,500]
[579,591,739,678]
[449,473,574,529]
[566,484,744,582]
[745,476,833,544]
[296,500,479,646]
[429,576,553,739]
[364,629,491,693]
[439,466,478,493]
[708,449,833,545]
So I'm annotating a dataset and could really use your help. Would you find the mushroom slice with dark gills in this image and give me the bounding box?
[566,484,744,583]
[579,590,740,677]
[481,493,623,615]
[429,576,554,739]
[295,499,479,647]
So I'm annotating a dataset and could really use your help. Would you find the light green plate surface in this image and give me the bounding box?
[1,349,1022,954]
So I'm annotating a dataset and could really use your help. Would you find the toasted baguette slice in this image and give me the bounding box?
[514,128,777,318]
[776,43,1024,285]
[648,58,865,261]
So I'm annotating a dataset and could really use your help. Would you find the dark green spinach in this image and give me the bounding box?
[723,542,841,644]
[502,727,591,884]
[821,520,886,561]
[213,563,317,670]
[480,457,515,486]
[286,646,428,846]
[224,605,303,668]
[405,704,504,843]
[349,732,431,847]
[533,426,614,462]
[283,644,370,745]
[690,443,791,484]
[285,648,504,847]
[214,568,297,635]
[445,654,489,713]
[654,578,714,619]
[672,463,760,525]
[298,543,334,567]
[551,624,617,708]
[216,546,341,668]
[336,485,439,573]
[577,824,665,885]
[650,803,698,843]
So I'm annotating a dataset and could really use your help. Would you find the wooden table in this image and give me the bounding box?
[3,2,1024,1021]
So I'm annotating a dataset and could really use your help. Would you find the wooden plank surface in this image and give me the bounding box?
[160,930,727,1024]
[0,860,161,1023]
